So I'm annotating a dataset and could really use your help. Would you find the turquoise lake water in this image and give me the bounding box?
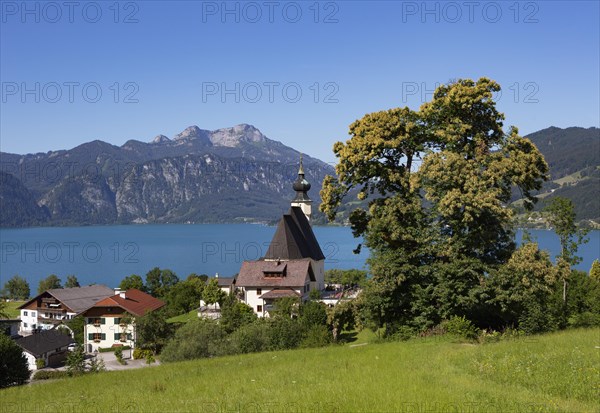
[0,225,598,288]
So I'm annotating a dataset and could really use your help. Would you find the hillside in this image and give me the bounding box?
[0,172,50,227]
[515,126,599,225]
[1,329,597,412]
[0,124,334,227]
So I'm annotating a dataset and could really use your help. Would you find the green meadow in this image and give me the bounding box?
[2,301,24,319]
[2,328,598,413]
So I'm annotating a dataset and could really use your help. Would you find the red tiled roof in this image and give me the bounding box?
[236,259,315,288]
[90,289,165,316]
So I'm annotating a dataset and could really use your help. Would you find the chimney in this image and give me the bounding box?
[114,288,126,299]
[215,272,219,278]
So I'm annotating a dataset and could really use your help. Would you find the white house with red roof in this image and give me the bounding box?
[81,288,165,353]
[236,158,326,317]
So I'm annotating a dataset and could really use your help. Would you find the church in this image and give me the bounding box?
[236,157,325,316]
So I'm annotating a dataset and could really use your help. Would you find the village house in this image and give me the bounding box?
[198,274,237,319]
[18,285,114,333]
[236,158,326,317]
[15,329,75,371]
[81,288,165,353]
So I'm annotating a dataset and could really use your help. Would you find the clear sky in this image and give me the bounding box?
[1,0,598,163]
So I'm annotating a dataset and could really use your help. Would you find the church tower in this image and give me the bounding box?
[290,155,312,223]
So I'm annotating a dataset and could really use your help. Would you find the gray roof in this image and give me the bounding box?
[264,207,325,261]
[216,277,235,287]
[47,285,114,313]
[16,330,74,357]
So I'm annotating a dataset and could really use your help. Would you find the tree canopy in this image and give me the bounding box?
[38,274,62,294]
[320,78,550,332]
[3,275,30,300]
[64,275,80,288]
[0,334,30,388]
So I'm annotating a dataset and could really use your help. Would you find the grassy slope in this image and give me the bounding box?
[2,301,24,319]
[2,329,598,412]
[166,309,199,324]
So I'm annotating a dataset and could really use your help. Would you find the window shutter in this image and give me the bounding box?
[88,333,93,340]
[101,318,106,325]
[101,333,106,340]
[114,318,121,325]
[114,333,120,340]
[127,333,132,340]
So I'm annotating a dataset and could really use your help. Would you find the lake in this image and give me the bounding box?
[0,225,598,288]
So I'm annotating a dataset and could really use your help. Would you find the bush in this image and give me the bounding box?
[267,317,305,351]
[35,358,46,369]
[441,316,479,341]
[568,311,600,328]
[518,301,557,335]
[114,347,126,365]
[391,325,416,341]
[32,370,69,381]
[300,325,331,348]
[160,319,228,362]
[98,346,130,353]
[229,321,271,354]
[133,348,153,360]
[0,334,30,387]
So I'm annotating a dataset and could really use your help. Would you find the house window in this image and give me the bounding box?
[114,318,121,325]
[116,332,130,342]
[88,333,106,342]
[89,318,105,325]
[24,323,28,328]
[257,305,262,313]
[32,312,36,317]
[24,311,28,316]
[256,288,262,296]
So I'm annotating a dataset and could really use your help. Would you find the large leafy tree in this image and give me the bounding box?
[119,274,146,292]
[0,334,30,387]
[321,78,548,332]
[38,274,62,294]
[544,197,589,303]
[64,275,80,288]
[201,278,226,308]
[136,308,173,354]
[145,268,179,298]
[3,275,30,300]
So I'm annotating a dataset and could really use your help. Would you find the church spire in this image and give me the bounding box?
[291,154,312,222]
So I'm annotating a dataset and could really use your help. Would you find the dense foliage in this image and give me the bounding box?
[2,275,30,300]
[321,78,597,336]
[37,274,62,294]
[160,299,331,363]
[0,334,30,388]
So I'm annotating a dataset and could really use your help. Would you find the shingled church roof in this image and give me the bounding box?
[264,206,325,261]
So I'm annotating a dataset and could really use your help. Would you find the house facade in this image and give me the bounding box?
[236,158,326,317]
[18,285,114,333]
[81,289,165,353]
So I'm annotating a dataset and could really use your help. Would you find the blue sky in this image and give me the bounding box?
[1,1,598,163]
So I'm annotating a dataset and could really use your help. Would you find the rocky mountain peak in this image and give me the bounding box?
[174,126,206,141]
[151,134,171,144]
[210,124,266,147]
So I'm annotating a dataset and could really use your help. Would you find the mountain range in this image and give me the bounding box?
[0,124,333,227]
[0,125,598,228]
